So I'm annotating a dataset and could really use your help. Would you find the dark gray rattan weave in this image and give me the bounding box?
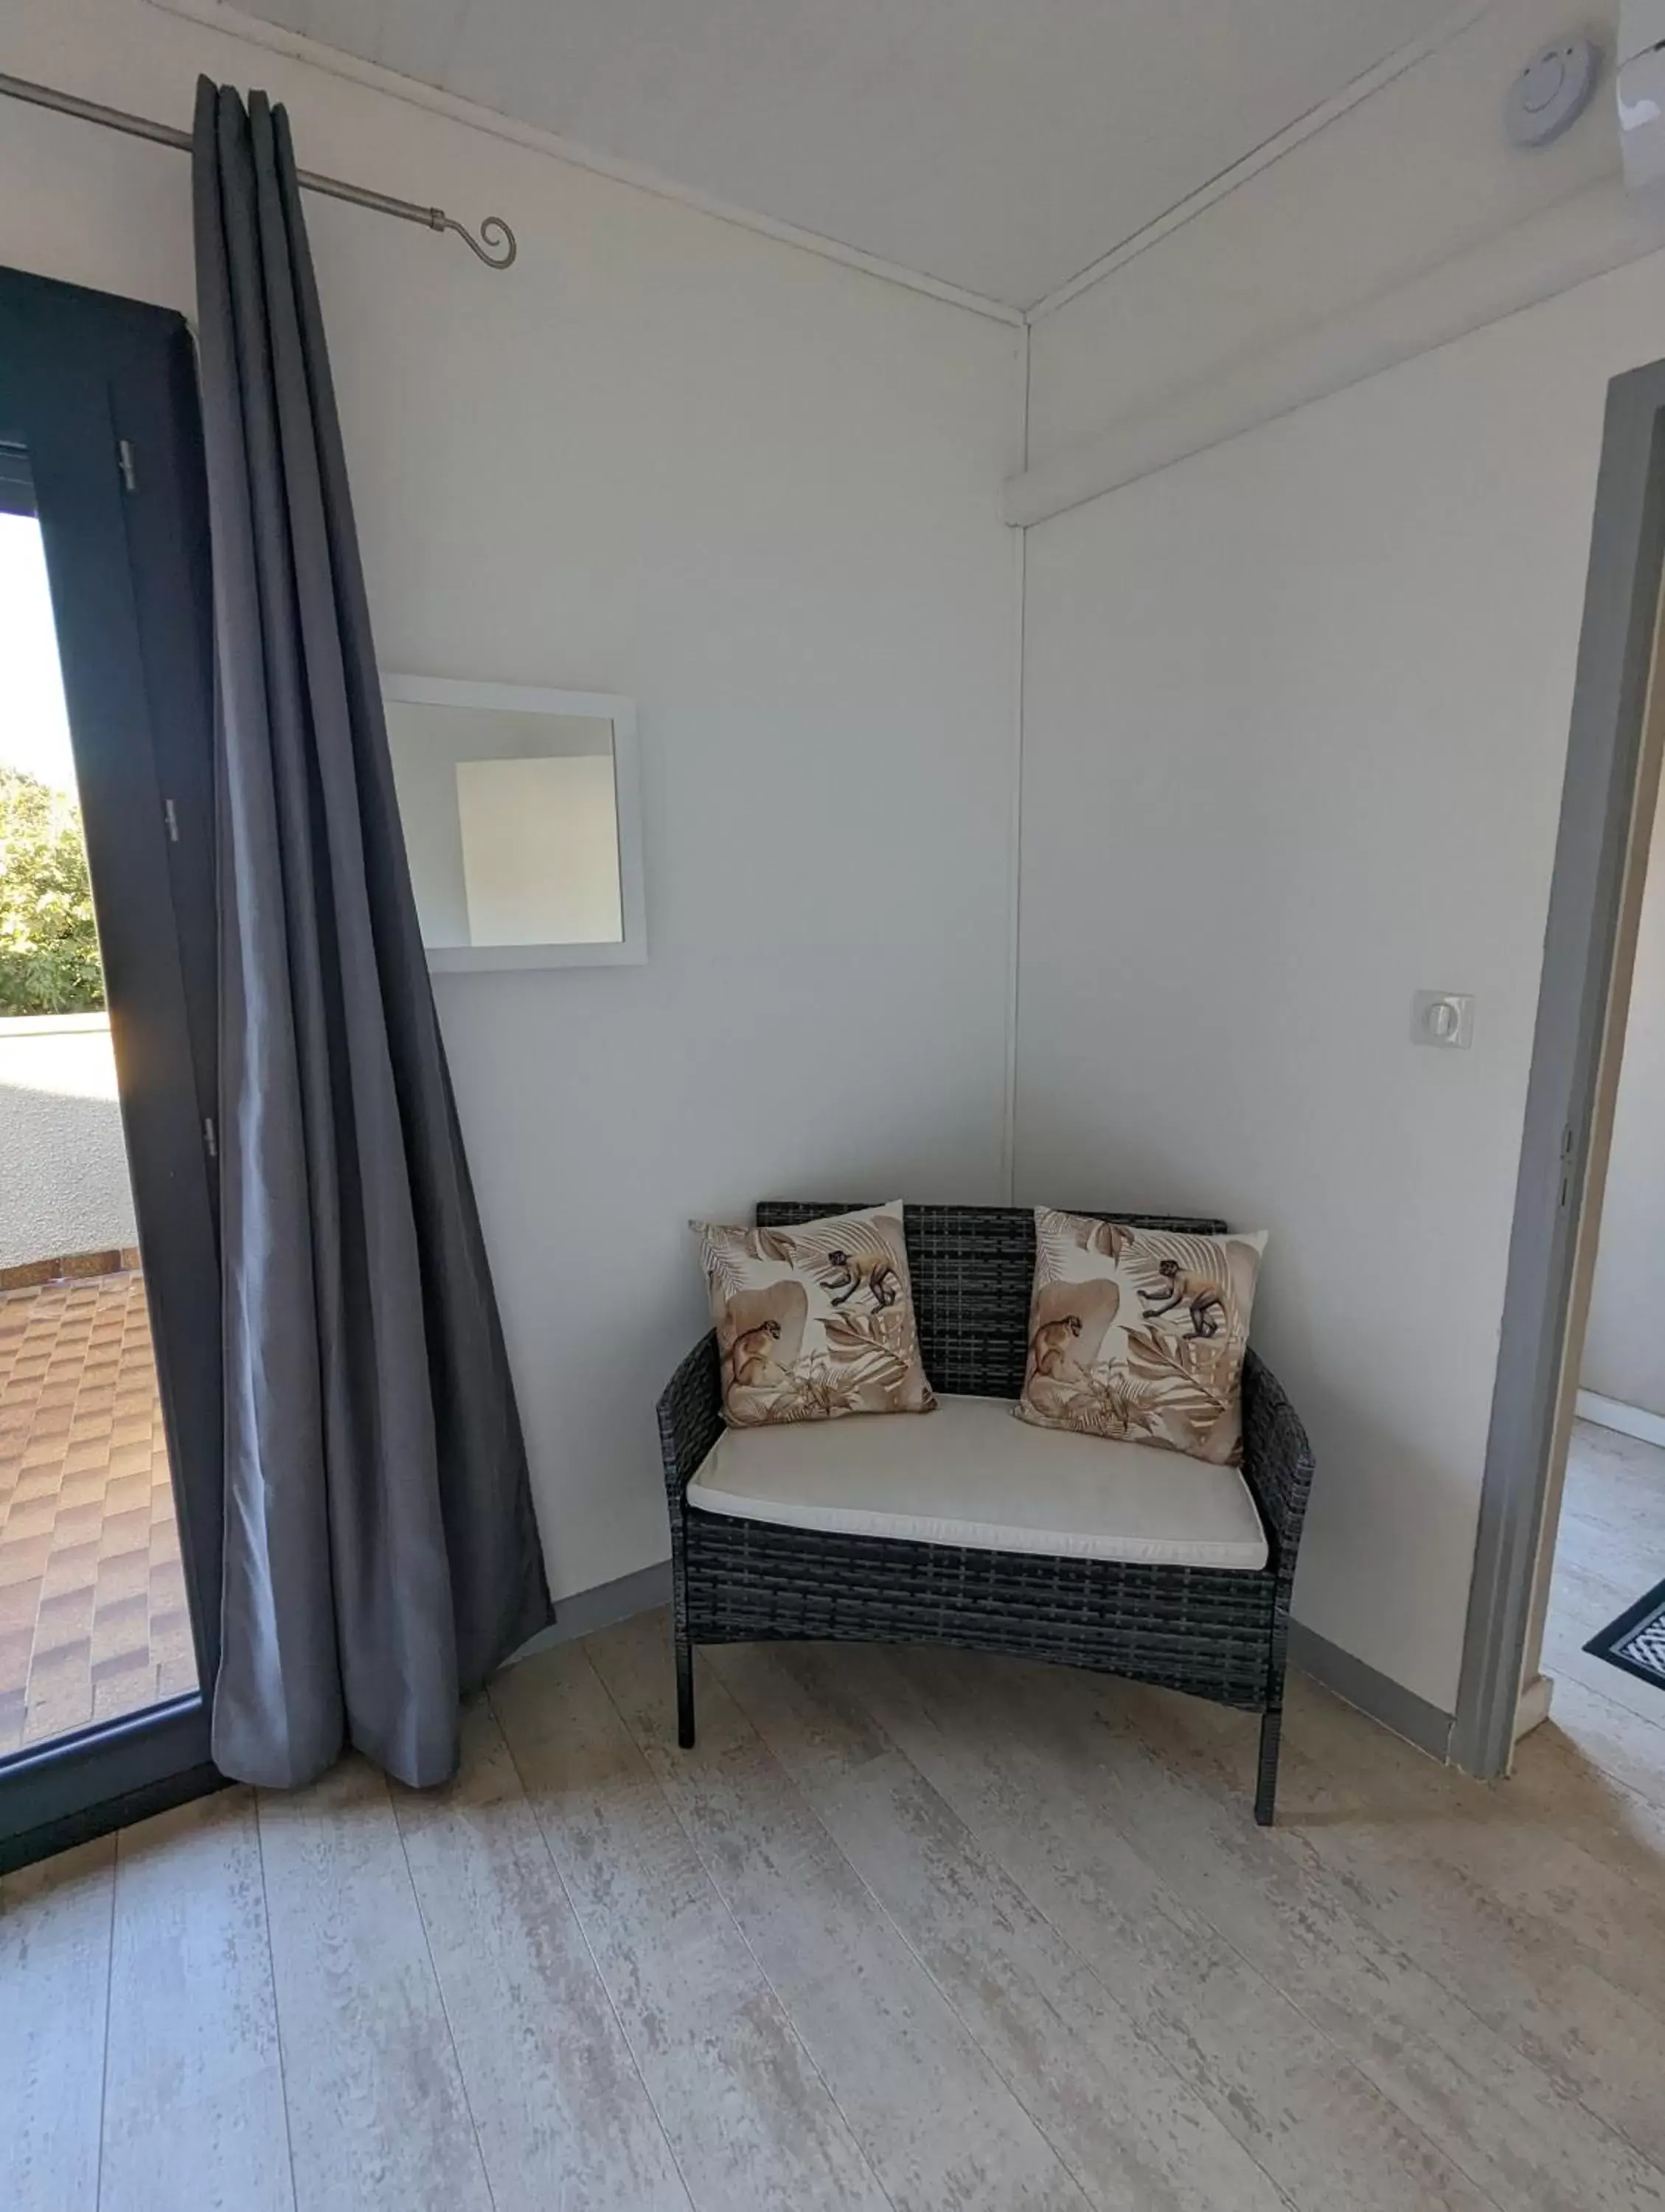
[658,1203,1315,1823]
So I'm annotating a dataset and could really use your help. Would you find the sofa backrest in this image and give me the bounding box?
[756,1202,1229,1402]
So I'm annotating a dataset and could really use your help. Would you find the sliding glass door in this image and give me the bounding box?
[0,268,222,1869]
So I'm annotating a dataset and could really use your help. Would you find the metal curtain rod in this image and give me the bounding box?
[0,69,518,268]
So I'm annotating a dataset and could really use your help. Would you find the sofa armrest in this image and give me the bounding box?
[1240,1349,1315,1584]
[658,1331,722,1506]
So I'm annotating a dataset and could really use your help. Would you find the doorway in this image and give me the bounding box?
[1457,352,1665,1780]
[0,268,221,1870]
[1523,763,1665,1781]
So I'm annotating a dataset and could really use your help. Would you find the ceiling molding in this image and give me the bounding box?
[1004,178,1665,529]
[1026,0,1497,324]
[144,0,1503,341]
[144,0,1026,325]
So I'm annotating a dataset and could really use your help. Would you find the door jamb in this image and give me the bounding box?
[1454,355,1665,1777]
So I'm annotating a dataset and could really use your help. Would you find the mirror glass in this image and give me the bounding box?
[385,696,625,950]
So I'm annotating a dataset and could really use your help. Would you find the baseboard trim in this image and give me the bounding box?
[504,1567,1464,1765]
[1287,1620,1454,1763]
[506,1560,671,1666]
[1575,1389,1665,1450]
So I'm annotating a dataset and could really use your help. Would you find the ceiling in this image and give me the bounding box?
[245,0,1459,310]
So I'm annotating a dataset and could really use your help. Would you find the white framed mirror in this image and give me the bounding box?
[382,674,646,970]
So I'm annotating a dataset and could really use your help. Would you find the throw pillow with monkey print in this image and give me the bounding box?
[694,1203,937,1427]
[1017,1208,1267,1465]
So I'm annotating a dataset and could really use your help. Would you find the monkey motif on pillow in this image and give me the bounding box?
[693,1203,936,1427]
[1018,1209,1266,1464]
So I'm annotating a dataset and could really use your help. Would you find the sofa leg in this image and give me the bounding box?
[675,1630,696,1750]
[1255,1703,1282,1826]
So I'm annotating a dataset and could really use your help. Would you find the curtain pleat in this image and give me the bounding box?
[192,77,552,1790]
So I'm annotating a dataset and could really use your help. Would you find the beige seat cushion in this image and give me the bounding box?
[687,1394,1268,1571]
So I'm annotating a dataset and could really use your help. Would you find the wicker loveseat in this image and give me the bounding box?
[658,1203,1315,1823]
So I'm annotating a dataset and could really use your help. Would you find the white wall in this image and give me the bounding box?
[1027,0,1621,468]
[1018,231,1665,1714]
[21,0,1636,1718]
[0,0,1022,1601]
[1583,776,1665,1417]
[0,1016,138,1270]
[1014,0,1665,1717]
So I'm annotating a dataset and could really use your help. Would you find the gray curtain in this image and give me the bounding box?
[192,79,552,1790]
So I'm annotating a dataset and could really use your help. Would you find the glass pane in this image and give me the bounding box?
[385,696,625,947]
[0,455,199,1759]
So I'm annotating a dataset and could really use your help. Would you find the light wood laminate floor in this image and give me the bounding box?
[4,1422,1664,2212]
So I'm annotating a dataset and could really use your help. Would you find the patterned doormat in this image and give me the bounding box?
[1585,1576,1665,1696]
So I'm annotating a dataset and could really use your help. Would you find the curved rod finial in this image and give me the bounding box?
[445,212,518,268]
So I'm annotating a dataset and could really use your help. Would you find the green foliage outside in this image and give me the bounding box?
[0,762,105,1016]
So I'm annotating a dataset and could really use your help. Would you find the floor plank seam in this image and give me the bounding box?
[579,1644,905,2212]
[867,1648,1509,2212]
[1153,1881,1514,2212]
[386,1775,504,2212]
[480,1680,701,2212]
[1099,1686,1665,2203]
[915,1674,1464,2212]
[705,1663,1101,2199]
[1117,1683,1665,2201]
[251,1789,303,2212]
[1257,1728,1665,2176]
[709,1650,1262,2212]
[10,1422,1664,2212]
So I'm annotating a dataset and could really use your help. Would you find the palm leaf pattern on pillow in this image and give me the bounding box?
[1035,1211,1133,1284]
[1022,1210,1261,1460]
[699,1237,751,1305]
[1121,1327,1233,1453]
[694,1206,933,1425]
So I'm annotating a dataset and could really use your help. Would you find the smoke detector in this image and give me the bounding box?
[1506,35,1599,147]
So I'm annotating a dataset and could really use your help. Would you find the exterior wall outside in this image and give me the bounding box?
[0,1014,136,1270]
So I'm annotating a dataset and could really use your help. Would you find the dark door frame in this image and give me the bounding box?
[1455,355,1665,1778]
[0,267,223,1869]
